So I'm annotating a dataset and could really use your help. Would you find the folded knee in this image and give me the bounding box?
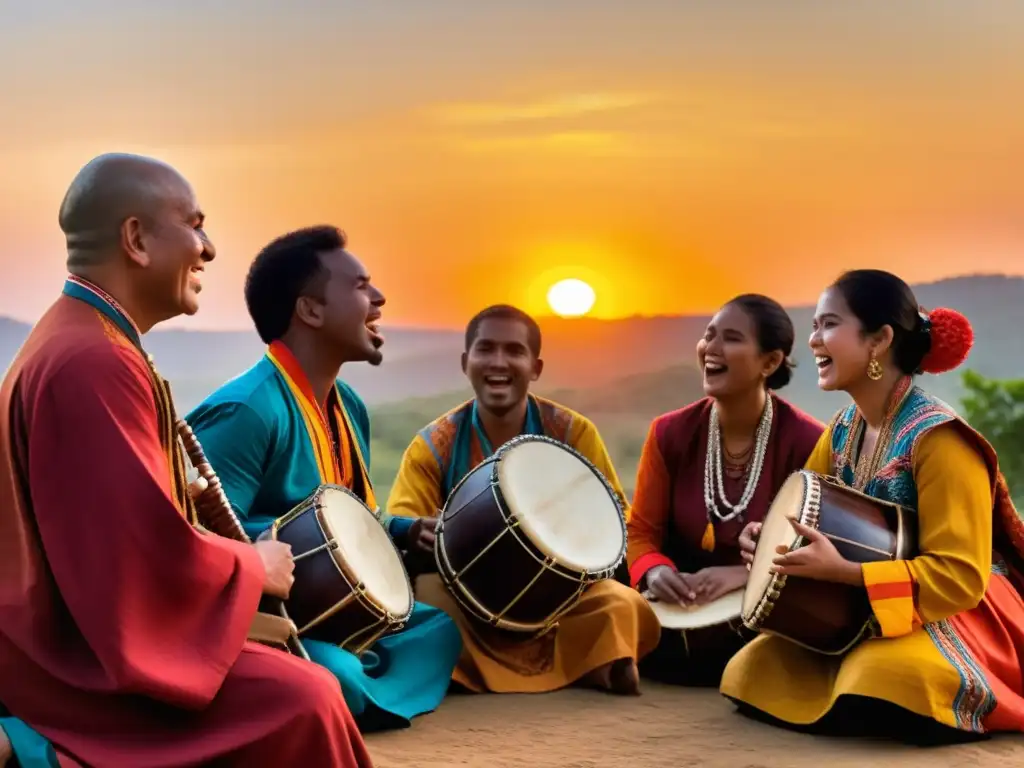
[303,663,344,706]
[838,644,948,695]
[602,581,654,614]
[272,661,344,719]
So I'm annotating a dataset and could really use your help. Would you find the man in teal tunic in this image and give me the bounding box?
[186,226,461,732]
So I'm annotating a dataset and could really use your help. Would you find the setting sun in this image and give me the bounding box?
[546,278,597,318]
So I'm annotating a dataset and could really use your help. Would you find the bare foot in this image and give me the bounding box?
[609,658,641,696]
[576,658,641,696]
[0,724,13,768]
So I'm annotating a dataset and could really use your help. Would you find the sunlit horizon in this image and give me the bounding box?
[0,271,1012,334]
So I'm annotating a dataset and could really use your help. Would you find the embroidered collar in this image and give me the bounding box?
[62,275,143,348]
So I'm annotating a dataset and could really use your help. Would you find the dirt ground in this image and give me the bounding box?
[365,684,1024,768]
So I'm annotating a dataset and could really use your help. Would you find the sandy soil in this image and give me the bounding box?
[365,684,1024,768]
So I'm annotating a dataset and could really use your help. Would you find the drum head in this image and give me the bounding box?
[319,488,412,617]
[742,470,807,618]
[496,438,624,573]
[647,589,743,630]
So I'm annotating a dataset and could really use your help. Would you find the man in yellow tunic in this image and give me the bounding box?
[387,304,660,694]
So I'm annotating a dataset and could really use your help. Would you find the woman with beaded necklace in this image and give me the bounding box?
[626,294,824,685]
[724,269,1024,742]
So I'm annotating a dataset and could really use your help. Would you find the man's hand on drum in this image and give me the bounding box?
[646,565,699,606]
[406,517,438,554]
[771,519,862,586]
[738,521,761,568]
[689,565,747,604]
[254,530,295,599]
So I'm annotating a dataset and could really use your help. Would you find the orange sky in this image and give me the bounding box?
[2,2,1024,329]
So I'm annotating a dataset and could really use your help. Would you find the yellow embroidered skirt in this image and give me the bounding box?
[719,572,1024,733]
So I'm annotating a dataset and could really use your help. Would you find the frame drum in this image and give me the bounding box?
[435,434,627,634]
[645,590,744,631]
[741,470,917,655]
[273,484,414,655]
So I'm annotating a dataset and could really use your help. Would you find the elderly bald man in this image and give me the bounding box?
[0,154,373,768]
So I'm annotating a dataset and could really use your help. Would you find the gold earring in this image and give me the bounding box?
[867,356,883,381]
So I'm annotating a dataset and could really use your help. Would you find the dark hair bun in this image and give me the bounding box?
[766,357,794,390]
[920,307,974,374]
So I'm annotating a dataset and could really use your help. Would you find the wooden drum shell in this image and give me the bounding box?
[274,488,413,654]
[434,436,625,635]
[742,471,918,655]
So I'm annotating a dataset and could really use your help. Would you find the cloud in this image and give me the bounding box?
[421,84,882,163]
[425,91,659,126]
[450,130,633,155]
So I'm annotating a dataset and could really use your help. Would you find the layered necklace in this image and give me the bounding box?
[701,395,773,552]
[838,376,912,491]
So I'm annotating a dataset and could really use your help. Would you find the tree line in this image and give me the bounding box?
[960,370,1024,510]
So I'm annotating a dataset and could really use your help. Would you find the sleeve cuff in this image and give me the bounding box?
[862,560,920,638]
[388,515,416,543]
[628,552,677,590]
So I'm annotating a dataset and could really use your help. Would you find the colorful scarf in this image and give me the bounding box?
[265,340,377,510]
[441,396,545,501]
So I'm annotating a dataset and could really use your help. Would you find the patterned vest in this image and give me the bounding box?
[829,383,957,510]
[420,396,574,502]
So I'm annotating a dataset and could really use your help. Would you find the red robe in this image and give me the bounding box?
[0,296,373,767]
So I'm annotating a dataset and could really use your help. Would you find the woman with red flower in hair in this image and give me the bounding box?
[722,269,1024,742]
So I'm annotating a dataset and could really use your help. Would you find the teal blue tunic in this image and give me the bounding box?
[0,710,56,767]
[185,356,461,732]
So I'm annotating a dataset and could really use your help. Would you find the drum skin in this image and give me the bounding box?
[646,590,755,658]
[743,471,919,655]
[274,486,413,651]
[435,436,626,634]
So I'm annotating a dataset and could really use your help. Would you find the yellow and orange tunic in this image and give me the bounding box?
[387,395,661,693]
[720,378,1024,735]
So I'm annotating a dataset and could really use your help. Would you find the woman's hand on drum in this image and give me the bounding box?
[771,519,863,586]
[645,565,698,606]
[407,517,438,554]
[690,565,747,604]
[738,521,761,568]
[254,539,295,599]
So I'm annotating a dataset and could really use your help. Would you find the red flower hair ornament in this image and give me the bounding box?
[918,307,974,375]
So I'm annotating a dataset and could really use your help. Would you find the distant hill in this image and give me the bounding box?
[2,274,1021,416]
[4,274,1021,506]
[361,274,1024,502]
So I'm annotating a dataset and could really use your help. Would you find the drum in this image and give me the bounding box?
[272,484,414,655]
[435,434,627,634]
[643,589,751,667]
[645,590,744,632]
[742,470,918,655]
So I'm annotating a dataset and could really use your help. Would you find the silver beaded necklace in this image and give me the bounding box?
[703,395,773,523]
